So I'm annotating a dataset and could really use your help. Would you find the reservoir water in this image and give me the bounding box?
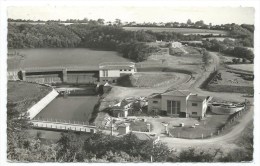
[8,48,131,70]
[34,95,99,123]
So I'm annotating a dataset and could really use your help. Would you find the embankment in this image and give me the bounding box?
[27,89,59,119]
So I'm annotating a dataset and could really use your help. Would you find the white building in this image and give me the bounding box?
[148,90,210,118]
[171,41,182,48]
[99,62,136,84]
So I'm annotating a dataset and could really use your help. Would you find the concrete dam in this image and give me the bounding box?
[17,66,99,84]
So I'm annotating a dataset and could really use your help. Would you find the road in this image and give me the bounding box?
[104,51,254,152]
[159,106,253,151]
[158,52,254,151]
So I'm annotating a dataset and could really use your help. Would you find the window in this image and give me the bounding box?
[167,100,181,114]
[120,69,123,71]
[124,69,127,71]
[128,69,131,71]
[192,103,198,106]
[153,101,158,104]
[192,112,197,115]
[103,70,108,77]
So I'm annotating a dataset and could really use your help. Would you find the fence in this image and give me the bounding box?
[32,117,93,126]
[31,118,96,133]
[169,105,250,139]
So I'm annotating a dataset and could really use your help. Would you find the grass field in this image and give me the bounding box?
[8,81,52,103]
[119,72,181,88]
[8,81,52,112]
[206,70,254,94]
[209,70,253,87]
[123,27,229,35]
[202,37,235,41]
[137,46,203,74]
[227,64,254,72]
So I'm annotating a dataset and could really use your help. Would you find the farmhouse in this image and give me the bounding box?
[99,62,136,84]
[148,90,210,118]
[171,41,182,48]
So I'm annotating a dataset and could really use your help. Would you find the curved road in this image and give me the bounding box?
[105,51,254,152]
[158,51,254,151]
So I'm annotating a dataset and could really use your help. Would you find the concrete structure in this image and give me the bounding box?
[99,62,136,84]
[19,66,99,84]
[171,41,182,48]
[118,123,130,135]
[148,90,210,118]
[117,124,160,144]
[31,119,97,133]
[27,89,59,119]
[111,100,132,118]
[209,103,244,115]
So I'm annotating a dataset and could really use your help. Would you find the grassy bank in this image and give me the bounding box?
[8,81,52,112]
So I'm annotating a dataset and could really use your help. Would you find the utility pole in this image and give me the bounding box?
[151,141,154,162]
[244,99,247,111]
[111,117,113,136]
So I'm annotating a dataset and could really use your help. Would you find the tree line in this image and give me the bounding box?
[8,21,253,62]
[7,102,253,162]
[187,38,254,62]
[9,23,200,62]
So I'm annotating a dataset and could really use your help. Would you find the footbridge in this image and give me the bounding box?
[31,119,97,133]
[19,66,99,84]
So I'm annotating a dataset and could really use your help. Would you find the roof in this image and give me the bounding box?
[100,65,134,70]
[99,62,136,70]
[118,123,130,128]
[149,93,162,99]
[162,90,191,97]
[112,100,132,109]
[188,95,207,102]
[132,132,158,141]
[99,62,135,66]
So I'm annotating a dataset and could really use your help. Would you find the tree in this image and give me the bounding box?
[56,132,86,162]
[178,148,220,162]
[97,18,105,25]
[114,19,122,27]
[7,103,32,160]
[187,19,192,25]
[201,49,210,70]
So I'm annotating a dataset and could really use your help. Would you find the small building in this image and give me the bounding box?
[99,62,137,84]
[118,123,130,135]
[148,90,210,118]
[171,41,182,48]
[111,100,132,118]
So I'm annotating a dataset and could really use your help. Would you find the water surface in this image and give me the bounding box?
[35,96,99,123]
[8,48,130,70]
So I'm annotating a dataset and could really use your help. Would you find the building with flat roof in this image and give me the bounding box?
[99,62,136,84]
[148,90,211,118]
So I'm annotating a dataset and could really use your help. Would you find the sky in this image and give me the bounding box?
[8,6,255,25]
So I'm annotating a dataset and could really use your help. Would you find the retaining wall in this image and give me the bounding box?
[210,105,244,115]
[27,89,59,119]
